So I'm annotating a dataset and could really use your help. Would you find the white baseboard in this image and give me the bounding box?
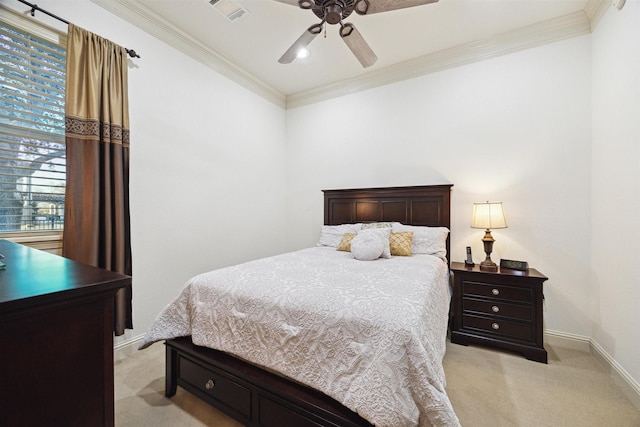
[544,329,591,352]
[590,339,640,410]
[545,329,640,410]
[114,334,146,362]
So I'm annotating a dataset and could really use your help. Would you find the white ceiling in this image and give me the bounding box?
[93,0,606,107]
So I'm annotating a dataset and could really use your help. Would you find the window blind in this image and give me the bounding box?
[0,22,66,233]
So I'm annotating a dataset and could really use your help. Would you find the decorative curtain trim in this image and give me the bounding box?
[65,116,130,146]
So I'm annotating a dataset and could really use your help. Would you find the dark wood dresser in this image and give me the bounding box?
[450,262,549,363]
[0,240,131,426]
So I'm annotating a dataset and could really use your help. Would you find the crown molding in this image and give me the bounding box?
[90,0,286,108]
[584,0,609,31]
[287,11,592,109]
[91,0,592,110]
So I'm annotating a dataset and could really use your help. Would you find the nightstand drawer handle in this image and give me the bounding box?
[205,379,215,390]
[491,288,500,296]
[492,323,500,330]
[492,305,500,313]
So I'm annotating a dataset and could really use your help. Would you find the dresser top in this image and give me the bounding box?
[0,240,131,311]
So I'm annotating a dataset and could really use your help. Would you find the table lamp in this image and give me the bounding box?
[471,201,507,271]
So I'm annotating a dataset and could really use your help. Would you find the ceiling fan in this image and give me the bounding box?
[275,0,439,68]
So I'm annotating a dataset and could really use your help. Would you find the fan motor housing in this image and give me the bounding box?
[312,0,355,23]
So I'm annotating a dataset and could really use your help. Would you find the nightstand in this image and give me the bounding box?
[450,262,549,363]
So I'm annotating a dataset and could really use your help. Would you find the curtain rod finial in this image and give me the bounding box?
[126,49,141,59]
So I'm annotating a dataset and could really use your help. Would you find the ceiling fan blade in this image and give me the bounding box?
[278,24,322,64]
[340,23,377,68]
[354,0,438,15]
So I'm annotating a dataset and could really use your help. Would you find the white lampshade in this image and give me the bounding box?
[471,202,507,230]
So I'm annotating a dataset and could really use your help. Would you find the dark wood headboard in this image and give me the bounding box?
[322,184,453,262]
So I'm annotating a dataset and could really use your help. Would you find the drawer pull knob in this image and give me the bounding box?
[492,305,500,313]
[492,288,500,296]
[492,323,500,330]
[205,379,215,390]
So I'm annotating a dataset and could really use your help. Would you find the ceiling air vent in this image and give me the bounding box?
[209,0,249,22]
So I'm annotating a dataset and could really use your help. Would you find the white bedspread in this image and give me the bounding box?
[140,247,460,427]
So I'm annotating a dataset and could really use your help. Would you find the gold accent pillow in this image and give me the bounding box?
[389,232,413,256]
[337,233,357,252]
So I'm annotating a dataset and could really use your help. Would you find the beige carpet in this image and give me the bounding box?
[115,341,640,426]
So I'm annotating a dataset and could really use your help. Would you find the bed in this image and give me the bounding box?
[140,184,459,427]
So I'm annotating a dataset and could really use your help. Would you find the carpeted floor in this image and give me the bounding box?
[115,341,640,426]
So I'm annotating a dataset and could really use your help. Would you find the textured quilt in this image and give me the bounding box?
[140,247,460,427]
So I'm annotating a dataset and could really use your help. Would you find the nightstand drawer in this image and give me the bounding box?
[463,298,532,321]
[462,314,533,342]
[179,356,251,418]
[462,281,532,303]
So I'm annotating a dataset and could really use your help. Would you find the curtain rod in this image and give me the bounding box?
[17,0,141,58]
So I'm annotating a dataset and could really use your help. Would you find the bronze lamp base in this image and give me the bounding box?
[480,229,498,271]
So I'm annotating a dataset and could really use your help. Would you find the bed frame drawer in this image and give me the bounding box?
[166,338,374,427]
[258,395,325,427]
[179,356,252,419]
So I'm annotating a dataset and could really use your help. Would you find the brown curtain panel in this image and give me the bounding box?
[63,24,132,335]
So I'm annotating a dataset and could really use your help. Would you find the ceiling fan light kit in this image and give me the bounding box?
[276,0,439,67]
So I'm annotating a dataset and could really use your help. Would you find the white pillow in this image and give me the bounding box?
[350,231,384,261]
[391,224,449,258]
[358,227,391,258]
[317,223,362,247]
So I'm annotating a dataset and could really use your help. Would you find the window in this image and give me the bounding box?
[0,20,66,233]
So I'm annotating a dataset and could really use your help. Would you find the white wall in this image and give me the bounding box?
[591,1,640,393]
[286,36,593,338]
[0,0,289,344]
